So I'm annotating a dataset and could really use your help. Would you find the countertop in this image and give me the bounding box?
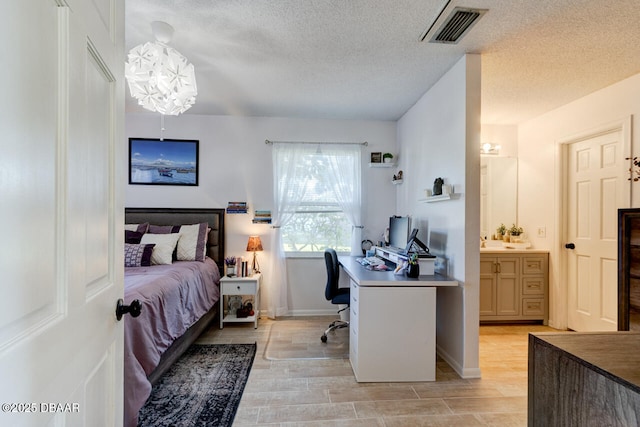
[338,256,458,287]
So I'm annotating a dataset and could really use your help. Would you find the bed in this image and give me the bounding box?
[123,208,225,427]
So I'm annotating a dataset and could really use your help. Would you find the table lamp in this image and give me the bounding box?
[246,235,263,273]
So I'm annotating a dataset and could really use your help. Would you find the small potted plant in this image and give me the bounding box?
[383,153,394,163]
[496,223,507,240]
[406,253,419,278]
[224,256,237,277]
[509,224,524,243]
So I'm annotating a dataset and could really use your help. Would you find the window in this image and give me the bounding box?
[273,143,361,255]
[282,199,353,253]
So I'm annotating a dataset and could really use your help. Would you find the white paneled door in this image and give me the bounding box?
[566,127,628,331]
[0,1,124,426]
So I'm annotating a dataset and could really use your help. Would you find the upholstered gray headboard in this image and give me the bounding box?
[124,208,225,271]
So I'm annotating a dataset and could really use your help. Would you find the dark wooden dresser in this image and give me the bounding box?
[529,332,640,426]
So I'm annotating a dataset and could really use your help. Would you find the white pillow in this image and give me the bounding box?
[140,233,181,265]
[176,223,208,262]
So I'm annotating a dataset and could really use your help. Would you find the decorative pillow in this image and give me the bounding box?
[148,224,181,234]
[125,222,149,233]
[140,233,181,265]
[125,230,144,244]
[124,243,155,267]
[176,223,209,262]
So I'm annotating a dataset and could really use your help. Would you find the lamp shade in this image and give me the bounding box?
[246,236,263,252]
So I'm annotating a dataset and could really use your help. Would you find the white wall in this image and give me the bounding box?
[518,72,640,329]
[125,114,397,314]
[396,54,481,378]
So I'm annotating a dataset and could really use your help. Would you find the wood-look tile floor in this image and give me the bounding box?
[197,316,559,426]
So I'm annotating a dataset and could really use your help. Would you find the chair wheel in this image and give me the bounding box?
[321,334,327,343]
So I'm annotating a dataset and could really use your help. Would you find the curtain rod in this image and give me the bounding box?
[265,139,368,146]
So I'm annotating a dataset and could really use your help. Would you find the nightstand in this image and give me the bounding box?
[219,273,261,329]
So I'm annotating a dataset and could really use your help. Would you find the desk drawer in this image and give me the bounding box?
[222,282,257,295]
[350,282,359,309]
[350,280,359,299]
[350,305,358,331]
[349,325,358,368]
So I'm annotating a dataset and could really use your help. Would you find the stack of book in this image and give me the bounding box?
[235,257,250,277]
[252,210,272,224]
[226,202,248,214]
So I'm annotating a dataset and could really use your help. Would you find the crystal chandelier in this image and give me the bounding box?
[125,21,197,115]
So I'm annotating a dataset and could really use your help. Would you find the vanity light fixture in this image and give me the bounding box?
[481,142,501,155]
[125,21,197,116]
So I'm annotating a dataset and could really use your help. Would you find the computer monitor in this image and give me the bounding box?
[388,216,410,250]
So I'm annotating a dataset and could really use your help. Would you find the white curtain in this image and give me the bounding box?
[322,144,362,256]
[266,143,315,318]
[267,142,363,318]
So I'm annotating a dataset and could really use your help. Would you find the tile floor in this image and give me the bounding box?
[197,317,559,426]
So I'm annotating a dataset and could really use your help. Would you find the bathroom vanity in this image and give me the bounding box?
[480,248,549,323]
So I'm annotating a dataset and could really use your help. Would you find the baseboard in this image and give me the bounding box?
[436,344,482,379]
[285,309,339,316]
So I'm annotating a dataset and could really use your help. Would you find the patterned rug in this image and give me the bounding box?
[138,343,256,427]
[264,317,349,360]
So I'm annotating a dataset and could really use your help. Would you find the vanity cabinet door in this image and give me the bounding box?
[496,257,520,316]
[479,256,520,317]
[480,257,497,316]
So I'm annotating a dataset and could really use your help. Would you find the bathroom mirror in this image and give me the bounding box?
[480,157,517,239]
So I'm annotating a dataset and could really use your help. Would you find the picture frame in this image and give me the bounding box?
[370,152,382,163]
[129,138,199,186]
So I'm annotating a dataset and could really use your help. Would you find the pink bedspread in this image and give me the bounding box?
[123,258,220,427]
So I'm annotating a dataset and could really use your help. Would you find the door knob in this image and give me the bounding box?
[115,299,142,321]
[565,243,575,250]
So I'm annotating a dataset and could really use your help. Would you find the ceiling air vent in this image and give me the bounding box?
[420,2,487,44]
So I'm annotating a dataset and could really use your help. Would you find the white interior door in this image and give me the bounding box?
[0,1,124,426]
[565,128,627,331]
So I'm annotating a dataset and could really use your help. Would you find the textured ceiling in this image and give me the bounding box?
[125,0,640,125]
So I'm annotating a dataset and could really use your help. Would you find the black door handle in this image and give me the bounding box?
[565,243,575,250]
[115,299,142,321]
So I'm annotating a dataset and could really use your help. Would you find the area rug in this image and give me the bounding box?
[264,317,349,360]
[138,343,256,427]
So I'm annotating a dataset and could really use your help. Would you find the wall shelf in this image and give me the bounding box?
[418,194,457,203]
[368,162,395,168]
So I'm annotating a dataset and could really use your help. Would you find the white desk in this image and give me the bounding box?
[339,256,457,382]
